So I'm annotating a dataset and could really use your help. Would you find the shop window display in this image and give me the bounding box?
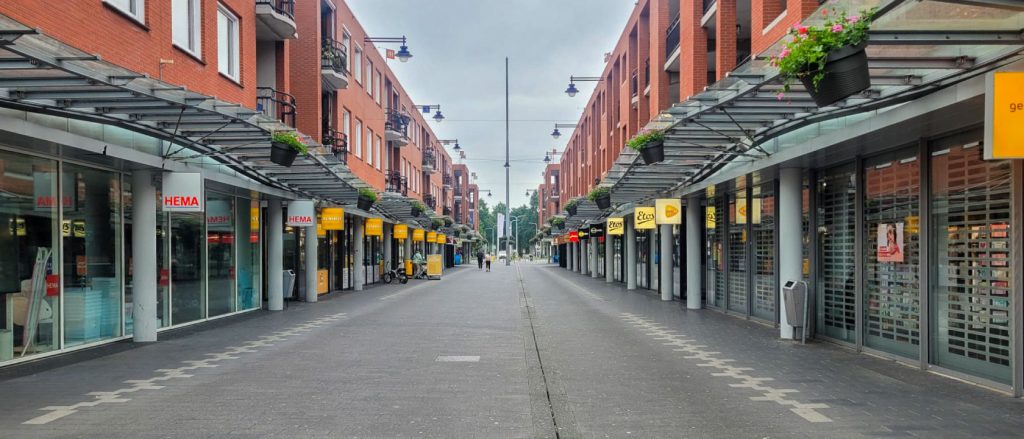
[0,150,59,361]
[206,193,235,317]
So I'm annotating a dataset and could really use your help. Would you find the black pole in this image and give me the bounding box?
[505,57,511,266]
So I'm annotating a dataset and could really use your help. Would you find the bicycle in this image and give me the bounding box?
[381,261,409,284]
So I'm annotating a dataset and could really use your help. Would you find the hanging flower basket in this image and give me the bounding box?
[270,132,307,167]
[773,8,876,107]
[588,187,612,210]
[627,130,665,165]
[357,188,376,211]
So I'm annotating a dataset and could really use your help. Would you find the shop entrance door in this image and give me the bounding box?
[816,164,858,343]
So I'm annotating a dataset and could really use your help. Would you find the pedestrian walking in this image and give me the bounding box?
[484,254,492,272]
[476,249,484,270]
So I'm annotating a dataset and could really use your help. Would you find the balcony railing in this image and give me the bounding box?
[322,122,347,164]
[443,174,453,187]
[443,206,452,216]
[386,171,408,196]
[422,149,437,169]
[321,37,348,75]
[385,109,410,136]
[666,14,680,58]
[257,87,296,127]
[424,194,437,210]
[256,0,294,18]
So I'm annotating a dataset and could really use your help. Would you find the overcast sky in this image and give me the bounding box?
[349,0,635,208]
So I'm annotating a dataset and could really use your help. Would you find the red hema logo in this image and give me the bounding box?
[165,196,200,207]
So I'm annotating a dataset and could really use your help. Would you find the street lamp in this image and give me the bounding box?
[440,139,461,151]
[564,75,602,97]
[364,36,413,62]
[416,104,445,123]
[551,123,578,139]
[544,149,564,163]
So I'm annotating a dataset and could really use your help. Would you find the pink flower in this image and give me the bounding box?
[847,16,860,24]
[777,92,785,101]
[779,47,791,58]
[794,24,808,35]
[831,24,844,32]
[822,9,829,16]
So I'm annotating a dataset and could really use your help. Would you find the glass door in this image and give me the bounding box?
[752,183,776,321]
[816,164,857,342]
[727,189,748,314]
[863,150,920,359]
[705,194,726,308]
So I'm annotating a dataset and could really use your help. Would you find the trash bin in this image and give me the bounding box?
[283,269,296,301]
[782,280,808,343]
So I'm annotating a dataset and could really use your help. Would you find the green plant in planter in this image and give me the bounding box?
[771,8,876,95]
[587,186,611,202]
[411,201,426,213]
[564,198,580,211]
[358,188,377,202]
[551,217,565,227]
[626,130,665,152]
[273,131,308,154]
[431,218,444,229]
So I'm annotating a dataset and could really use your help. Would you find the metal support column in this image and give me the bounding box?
[779,167,802,339]
[131,170,157,342]
[686,195,702,309]
[268,199,283,311]
[605,234,614,283]
[580,240,589,275]
[660,224,673,301]
[626,218,637,290]
[383,223,392,270]
[591,236,600,279]
[304,218,318,303]
[404,234,413,271]
[649,228,658,290]
[354,219,365,291]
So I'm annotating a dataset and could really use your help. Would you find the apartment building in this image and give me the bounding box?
[546,0,1024,396]
[0,0,478,367]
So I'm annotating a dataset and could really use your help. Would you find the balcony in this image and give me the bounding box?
[256,87,295,127]
[443,206,452,217]
[665,14,680,59]
[384,110,410,146]
[422,150,437,174]
[321,37,349,90]
[453,187,463,200]
[630,68,639,105]
[321,126,348,165]
[255,0,297,41]
[549,189,560,200]
[443,174,453,189]
[423,194,437,210]
[386,171,408,196]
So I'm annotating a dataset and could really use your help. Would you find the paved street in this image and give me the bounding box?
[1,262,1023,438]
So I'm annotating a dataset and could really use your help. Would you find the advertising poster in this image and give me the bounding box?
[876,222,904,263]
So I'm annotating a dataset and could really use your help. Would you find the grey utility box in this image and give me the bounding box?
[283,269,296,300]
[782,280,809,343]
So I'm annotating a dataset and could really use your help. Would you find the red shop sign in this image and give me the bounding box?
[45,274,59,296]
[159,268,170,286]
[569,231,579,243]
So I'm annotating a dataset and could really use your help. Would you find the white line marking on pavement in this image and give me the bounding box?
[435,356,481,362]
[619,313,833,423]
[22,312,348,425]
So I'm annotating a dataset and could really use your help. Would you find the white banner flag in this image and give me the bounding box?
[497,213,506,238]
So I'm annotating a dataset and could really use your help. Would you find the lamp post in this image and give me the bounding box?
[439,139,461,151]
[550,123,578,139]
[564,75,602,97]
[364,36,413,62]
[415,104,445,122]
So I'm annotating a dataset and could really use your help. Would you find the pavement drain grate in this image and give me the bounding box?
[435,356,480,362]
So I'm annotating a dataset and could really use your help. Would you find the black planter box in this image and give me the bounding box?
[639,141,665,165]
[566,205,577,216]
[595,194,612,210]
[357,194,374,211]
[412,208,421,217]
[800,43,870,107]
[270,141,299,167]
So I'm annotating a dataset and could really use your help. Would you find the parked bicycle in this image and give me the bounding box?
[381,261,409,284]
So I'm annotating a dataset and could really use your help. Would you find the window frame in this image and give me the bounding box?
[354,119,363,158]
[353,46,363,85]
[216,4,240,82]
[172,0,202,58]
[366,128,374,166]
[104,0,146,25]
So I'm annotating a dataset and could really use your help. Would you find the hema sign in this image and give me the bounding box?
[162,172,204,212]
[287,200,315,227]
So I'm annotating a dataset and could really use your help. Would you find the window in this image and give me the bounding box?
[354,119,362,158]
[342,109,351,141]
[367,60,374,96]
[366,129,374,166]
[172,0,201,56]
[375,136,382,170]
[342,32,353,73]
[105,0,145,23]
[375,71,382,105]
[217,5,240,81]
[353,47,363,84]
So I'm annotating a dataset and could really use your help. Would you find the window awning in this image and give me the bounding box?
[0,14,370,207]
[599,0,1024,206]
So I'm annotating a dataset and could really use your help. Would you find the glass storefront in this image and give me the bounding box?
[206,193,235,317]
[727,189,747,314]
[816,164,857,343]
[170,211,205,325]
[706,191,726,309]
[930,138,1012,384]
[752,183,776,321]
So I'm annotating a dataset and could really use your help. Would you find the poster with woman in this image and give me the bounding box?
[876,223,904,263]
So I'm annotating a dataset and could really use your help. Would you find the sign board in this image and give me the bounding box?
[655,199,681,225]
[317,269,329,294]
[251,207,260,231]
[393,224,409,239]
[876,222,905,263]
[365,218,383,237]
[985,71,1024,159]
[426,231,438,243]
[606,217,624,235]
[634,207,656,229]
[427,254,443,278]
[577,229,589,240]
[413,229,425,242]
[437,233,447,244]
[706,206,716,229]
[321,207,344,230]
[162,172,204,212]
[569,231,579,243]
[589,224,605,238]
[286,200,315,227]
